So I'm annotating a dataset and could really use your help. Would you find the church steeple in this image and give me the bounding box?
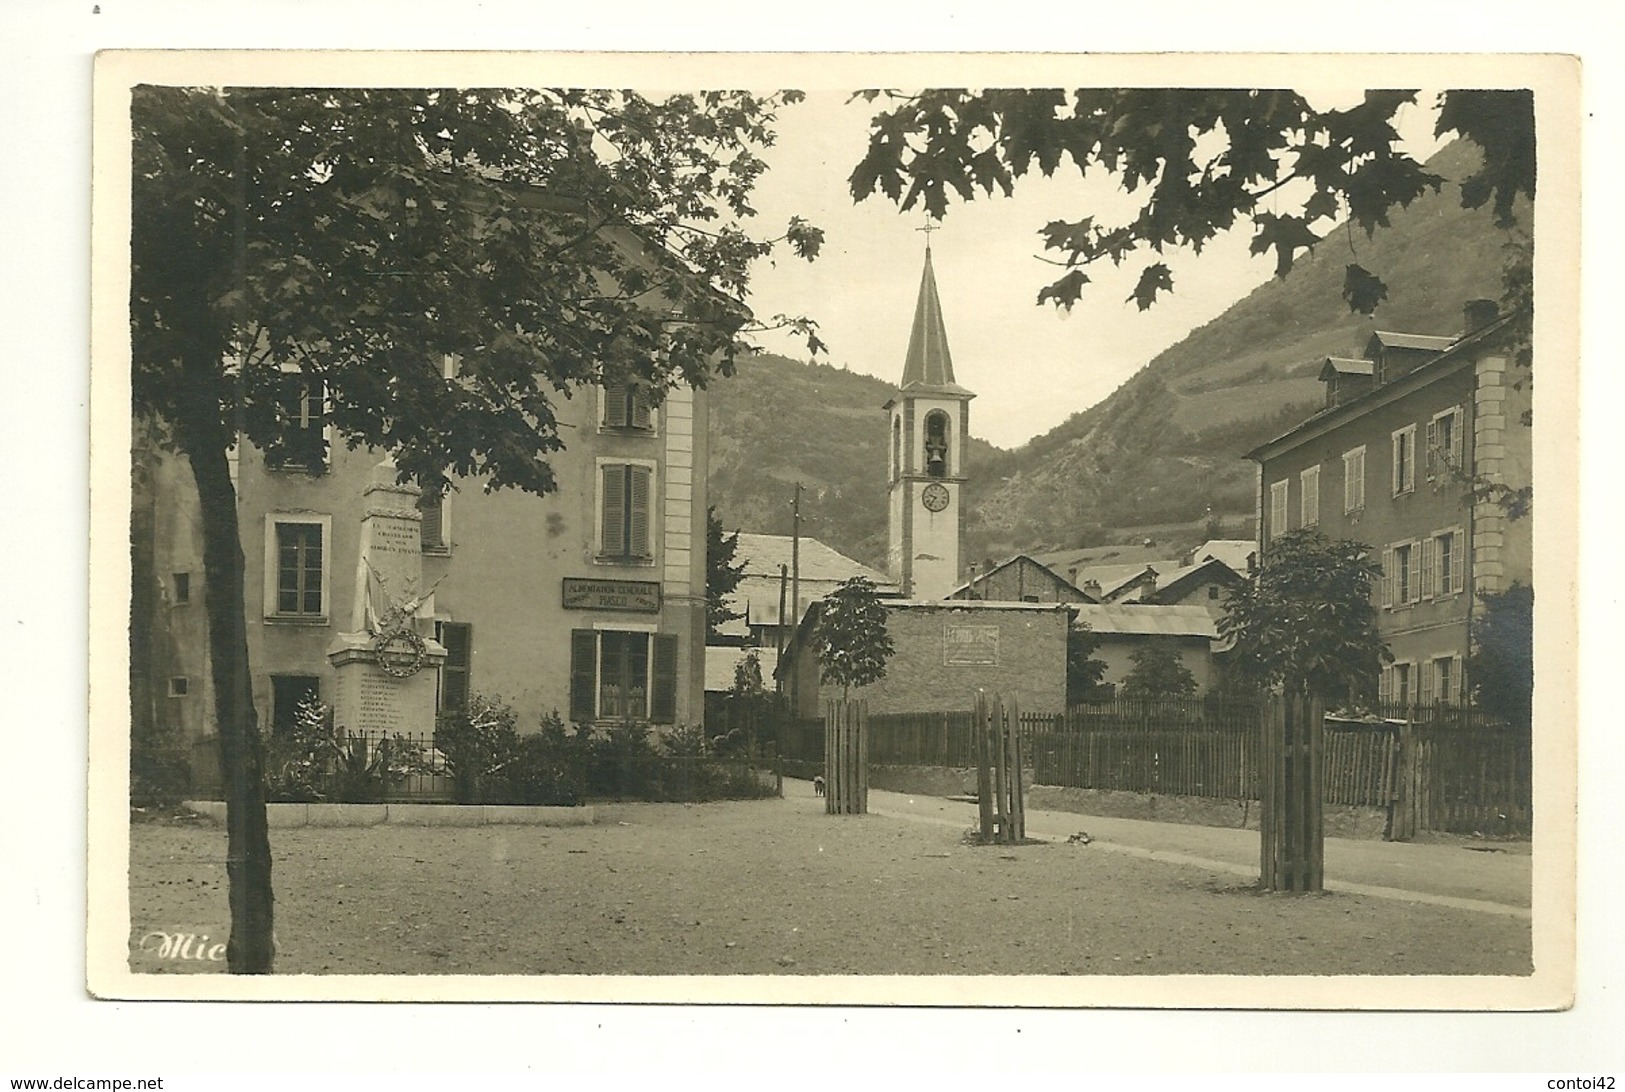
[886,240,974,600]
[899,244,973,395]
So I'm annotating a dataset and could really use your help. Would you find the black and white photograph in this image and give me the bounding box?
[83,49,1580,1012]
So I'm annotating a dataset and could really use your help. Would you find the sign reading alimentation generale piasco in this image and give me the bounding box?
[561,577,662,613]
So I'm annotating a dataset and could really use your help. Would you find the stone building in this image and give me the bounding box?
[134,371,711,784]
[1245,302,1533,705]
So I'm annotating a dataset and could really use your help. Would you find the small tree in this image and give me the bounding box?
[813,576,895,701]
[1468,582,1533,727]
[1119,641,1200,700]
[706,506,747,641]
[1066,624,1110,705]
[1219,528,1388,706]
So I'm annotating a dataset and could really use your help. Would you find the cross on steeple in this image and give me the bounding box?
[916,218,940,252]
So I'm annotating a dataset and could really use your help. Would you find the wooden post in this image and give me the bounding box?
[973,690,994,841]
[991,693,1010,842]
[1260,691,1325,892]
[1007,695,1025,842]
[823,699,868,815]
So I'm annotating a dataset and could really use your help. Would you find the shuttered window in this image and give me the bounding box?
[266,377,328,471]
[436,621,472,712]
[1386,541,1419,607]
[1343,446,1366,513]
[600,463,653,561]
[418,484,447,551]
[1299,465,1320,527]
[567,629,680,725]
[603,384,654,431]
[1420,537,1437,600]
[1427,406,1464,478]
[1269,479,1289,541]
[1392,425,1416,496]
[1433,528,1463,596]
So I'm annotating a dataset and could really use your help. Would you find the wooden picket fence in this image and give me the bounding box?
[823,700,868,815]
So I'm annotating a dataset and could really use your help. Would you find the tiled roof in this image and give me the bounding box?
[1371,330,1457,352]
[1071,603,1220,639]
[723,534,898,629]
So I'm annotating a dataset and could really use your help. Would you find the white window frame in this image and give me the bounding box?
[593,457,658,566]
[1427,405,1465,481]
[598,382,659,434]
[1299,465,1321,527]
[263,513,332,624]
[1343,445,1366,514]
[1383,539,1421,609]
[1269,479,1290,541]
[1391,424,1417,496]
[1430,525,1465,598]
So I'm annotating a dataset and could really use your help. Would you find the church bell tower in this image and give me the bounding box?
[886,239,974,600]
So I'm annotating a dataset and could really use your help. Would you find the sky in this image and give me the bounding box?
[741,89,1444,450]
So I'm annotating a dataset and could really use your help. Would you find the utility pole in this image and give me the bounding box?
[775,563,788,695]
[791,481,803,637]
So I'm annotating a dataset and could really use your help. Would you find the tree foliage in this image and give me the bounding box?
[1119,641,1200,700]
[1066,624,1110,705]
[706,506,747,640]
[813,576,895,698]
[1468,582,1533,727]
[851,88,1534,316]
[130,86,818,971]
[1218,529,1388,705]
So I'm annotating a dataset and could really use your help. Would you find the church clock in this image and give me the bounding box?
[921,482,950,512]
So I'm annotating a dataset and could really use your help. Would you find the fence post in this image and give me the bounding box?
[1007,695,1025,842]
[973,690,994,841]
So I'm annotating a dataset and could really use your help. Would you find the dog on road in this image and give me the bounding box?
[813,775,825,796]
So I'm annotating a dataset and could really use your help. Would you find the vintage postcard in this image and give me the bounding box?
[88,49,1581,1007]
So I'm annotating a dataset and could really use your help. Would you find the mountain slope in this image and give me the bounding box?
[708,139,1528,573]
[959,138,1527,561]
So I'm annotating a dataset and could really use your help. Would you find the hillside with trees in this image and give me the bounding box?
[709,139,1528,570]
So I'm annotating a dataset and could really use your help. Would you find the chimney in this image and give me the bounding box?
[1068,566,1079,586]
[1464,298,1499,333]
[1082,579,1102,599]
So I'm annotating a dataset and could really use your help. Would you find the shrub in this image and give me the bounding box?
[131,728,193,809]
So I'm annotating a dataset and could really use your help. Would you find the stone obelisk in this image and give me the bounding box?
[327,457,447,735]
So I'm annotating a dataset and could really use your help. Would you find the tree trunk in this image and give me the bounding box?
[189,439,276,973]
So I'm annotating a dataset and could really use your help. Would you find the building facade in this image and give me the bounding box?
[780,600,1071,718]
[136,375,710,766]
[1246,304,1533,707]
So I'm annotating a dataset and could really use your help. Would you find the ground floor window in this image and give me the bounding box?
[569,629,678,725]
[270,674,321,736]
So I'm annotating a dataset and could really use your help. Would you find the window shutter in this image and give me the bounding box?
[603,384,629,428]
[1406,541,1421,605]
[1402,431,1415,492]
[1391,434,1402,495]
[1420,536,1436,599]
[1380,548,1394,608]
[1425,417,1440,476]
[650,633,679,724]
[1450,407,1464,466]
[630,388,652,430]
[437,622,472,712]
[1378,666,1390,704]
[628,465,652,557]
[418,488,443,549]
[601,465,626,556]
[569,629,597,724]
[1352,449,1365,509]
[1449,529,1464,596]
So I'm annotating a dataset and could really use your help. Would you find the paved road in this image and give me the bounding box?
[789,779,1532,917]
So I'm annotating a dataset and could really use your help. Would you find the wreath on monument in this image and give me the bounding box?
[365,561,443,680]
[372,625,427,679]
